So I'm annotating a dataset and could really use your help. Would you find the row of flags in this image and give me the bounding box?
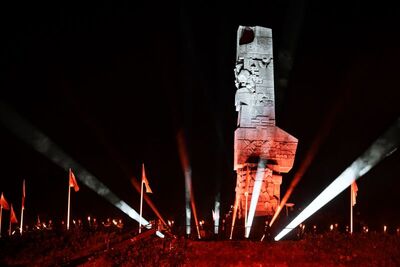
[3,165,358,238]
[1,191,19,237]
[1,191,21,223]
[0,169,80,237]
[1,180,26,210]
[69,165,153,233]
[1,164,153,237]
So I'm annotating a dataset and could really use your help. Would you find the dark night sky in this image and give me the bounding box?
[1,1,399,230]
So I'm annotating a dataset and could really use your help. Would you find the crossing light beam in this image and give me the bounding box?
[0,102,148,226]
[275,117,400,241]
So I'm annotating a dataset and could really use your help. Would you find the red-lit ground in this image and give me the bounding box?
[1,229,399,266]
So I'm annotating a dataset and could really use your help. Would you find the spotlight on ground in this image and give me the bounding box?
[275,117,400,241]
[0,102,148,225]
[155,231,165,238]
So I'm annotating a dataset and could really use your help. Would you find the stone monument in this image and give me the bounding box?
[233,26,298,220]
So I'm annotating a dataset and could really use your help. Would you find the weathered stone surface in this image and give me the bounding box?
[233,26,298,217]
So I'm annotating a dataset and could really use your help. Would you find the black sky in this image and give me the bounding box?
[1,1,399,230]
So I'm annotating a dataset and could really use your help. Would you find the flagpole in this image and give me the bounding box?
[9,212,11,236]
[0,206,2,238]
[9,205,12,236]
[67,179,71,230]
[350,185,353,234]
[20,180,25,235]
[139,179,144,233]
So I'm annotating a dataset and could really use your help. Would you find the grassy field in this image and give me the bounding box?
[84,232,400,266]
[1,230,399,266]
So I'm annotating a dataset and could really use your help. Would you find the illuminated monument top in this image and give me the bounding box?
[233,26,298,223]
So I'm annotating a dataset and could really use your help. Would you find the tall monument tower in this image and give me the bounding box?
[233,26,298,232]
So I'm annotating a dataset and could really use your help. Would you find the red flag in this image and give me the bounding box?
[142,164,152,193]
[69,169,80,192]
[1,193,10,210]
[22,180,26,209]
[10,205,18,224]
[351,181,358,206]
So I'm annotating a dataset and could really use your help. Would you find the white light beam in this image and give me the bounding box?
[0,102,148,225]
[275,117,400,241]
